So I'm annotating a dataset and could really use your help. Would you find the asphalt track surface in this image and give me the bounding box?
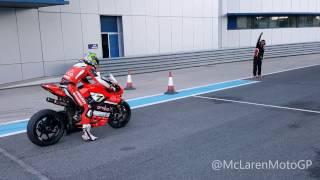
[1,66,320,180]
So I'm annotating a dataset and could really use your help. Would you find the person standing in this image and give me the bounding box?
[253,32,266,80]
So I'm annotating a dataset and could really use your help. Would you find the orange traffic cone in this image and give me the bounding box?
[124,71,136,90]
[165,71,177,95]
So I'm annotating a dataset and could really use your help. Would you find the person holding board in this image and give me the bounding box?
[253,32,266,80]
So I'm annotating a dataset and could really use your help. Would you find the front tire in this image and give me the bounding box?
[27,109,65,146]
[108,101,131,129]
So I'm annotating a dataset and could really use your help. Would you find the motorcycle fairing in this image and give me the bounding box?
[41,84,67,97]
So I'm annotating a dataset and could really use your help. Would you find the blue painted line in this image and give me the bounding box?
[0,121,28,136]
[0,79,256,137]
[128,80,255,108]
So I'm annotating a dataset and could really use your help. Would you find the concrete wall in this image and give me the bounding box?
[111,0,220,56]
[221,0,320,48]
[1,0,320,84]
[0,1,100,84]
[0,0,220,84]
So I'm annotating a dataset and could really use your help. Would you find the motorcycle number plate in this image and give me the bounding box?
[90,93,105,102]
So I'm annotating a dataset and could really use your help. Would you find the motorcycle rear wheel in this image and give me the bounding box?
[27,109,65,146]
[108,101,131,129]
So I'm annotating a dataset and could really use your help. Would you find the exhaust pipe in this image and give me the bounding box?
[46,97,67,106]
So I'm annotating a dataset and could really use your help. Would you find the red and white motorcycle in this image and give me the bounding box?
[27,73,131,146]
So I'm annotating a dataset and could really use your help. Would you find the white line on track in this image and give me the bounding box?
[256,63,320,77]
[0,147,50,180]
[116,63,320,102]
[130,81,258,109]
[193,95,320,114]
[0,130,26,138]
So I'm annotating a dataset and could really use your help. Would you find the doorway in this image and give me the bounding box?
[100,16,123,58]
[101,34,109,58]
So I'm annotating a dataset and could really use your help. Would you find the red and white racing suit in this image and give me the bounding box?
[61,62,109,125]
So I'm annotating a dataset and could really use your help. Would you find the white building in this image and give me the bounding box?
[0,0,319,84]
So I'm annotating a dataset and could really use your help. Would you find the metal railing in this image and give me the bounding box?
[100,42,320,76]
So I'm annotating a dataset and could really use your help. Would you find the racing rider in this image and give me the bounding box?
[61,52,111,141]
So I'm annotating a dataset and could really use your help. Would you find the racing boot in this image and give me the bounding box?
[82,124,98,141]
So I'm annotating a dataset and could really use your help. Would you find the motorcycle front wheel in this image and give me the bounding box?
[108,101,131,129]
[27,109,65,146]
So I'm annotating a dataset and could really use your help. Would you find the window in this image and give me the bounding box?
[269,16,277,28]
[269,16,290,28]
[313,16,320,26]
[228,14,320,30]
[298,16,314,27]
[278,16,289,27]
[253,16,269,29]
[237,16,252,29]
[288,16,297,27]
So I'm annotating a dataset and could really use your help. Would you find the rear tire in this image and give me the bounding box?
[27,109,65,146]
[108,101,131,129]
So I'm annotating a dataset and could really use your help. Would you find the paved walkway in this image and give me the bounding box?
[0,54,319,123]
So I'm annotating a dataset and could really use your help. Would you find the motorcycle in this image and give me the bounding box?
[27,73,131,146]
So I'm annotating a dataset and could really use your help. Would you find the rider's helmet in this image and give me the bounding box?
[82,52,100,68]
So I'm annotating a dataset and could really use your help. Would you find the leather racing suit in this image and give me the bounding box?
[60,62,111,125]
